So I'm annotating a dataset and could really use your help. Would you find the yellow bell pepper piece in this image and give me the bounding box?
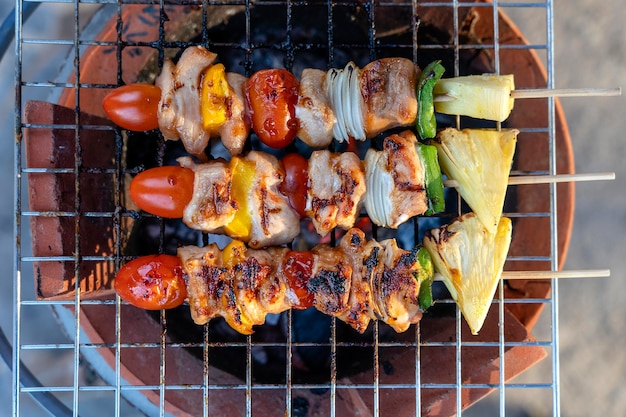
[201,63,230,132]
[222,239,247,268]
[223,157,256,240]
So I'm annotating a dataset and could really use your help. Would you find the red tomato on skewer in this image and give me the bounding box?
[115,255,187,310]
[245,69,299,148]
[102,84,161,131]
[129,166,195,218]
[283,250,315,309]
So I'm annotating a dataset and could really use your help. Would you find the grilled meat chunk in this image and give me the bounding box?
[364,130,428,228]
[220,72,251,155]
[156,46,217,157]
[178,156,236,233]
[155,46,250,157]
[334,228,382,332]
[309,243,353,316]
[229,247,291,331]
[360,58,419,138]
[295,69,335,148]
[306,151,366,236]
[373,239,422,333]
[327,229,424,333]
[244,151,301,248]
[178,244,226,326]
[179,243,290,334]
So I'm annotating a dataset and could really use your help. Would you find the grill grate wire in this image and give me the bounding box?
[10,1,564,416]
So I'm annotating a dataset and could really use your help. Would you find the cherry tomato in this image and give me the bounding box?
[245,69,299,148]
[279,153,309,218]
[283,250,314,309]
[130,166,195,218]
[115,255,187,310]
[103,84,161,131]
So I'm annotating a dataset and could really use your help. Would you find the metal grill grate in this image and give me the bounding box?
[10,0,578,416]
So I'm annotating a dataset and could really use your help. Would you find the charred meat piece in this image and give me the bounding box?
[309,243,353,317]
[178,244,227,326]
[230,246,291,332]
[364,130,428,228]
[180,243,290,334]
[178,156,237,233]
[306,151,366,236]
[334,228,382,333]
[373,239,422,333]
[244,151,301,248]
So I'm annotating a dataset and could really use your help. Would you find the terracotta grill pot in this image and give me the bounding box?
[24,0,573,415]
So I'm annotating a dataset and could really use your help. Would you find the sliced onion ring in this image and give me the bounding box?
[324,62,366,142]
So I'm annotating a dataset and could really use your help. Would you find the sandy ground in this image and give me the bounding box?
[0,1,624,416]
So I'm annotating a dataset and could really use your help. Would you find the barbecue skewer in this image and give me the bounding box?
[101,46,622,156]
[128,128,615,248]
[113,215,611,336]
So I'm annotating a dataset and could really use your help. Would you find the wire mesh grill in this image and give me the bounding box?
[11,0,569,416]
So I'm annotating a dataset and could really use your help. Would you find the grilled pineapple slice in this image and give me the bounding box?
[423,213,512,335]
[433,74,515,122]
[436,128,517,235]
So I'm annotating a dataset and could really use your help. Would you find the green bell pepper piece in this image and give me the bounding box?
[416,142,445,215]
[415,246,435,311]
[416,60,446,139]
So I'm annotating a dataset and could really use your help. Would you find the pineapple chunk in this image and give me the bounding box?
[434,74,515,122]
[436,128,517,235]
[423,214,512,335]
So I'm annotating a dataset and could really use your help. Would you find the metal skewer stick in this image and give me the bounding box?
[443,172,615,188]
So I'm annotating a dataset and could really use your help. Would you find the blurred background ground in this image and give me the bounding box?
[0,1,624,416]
